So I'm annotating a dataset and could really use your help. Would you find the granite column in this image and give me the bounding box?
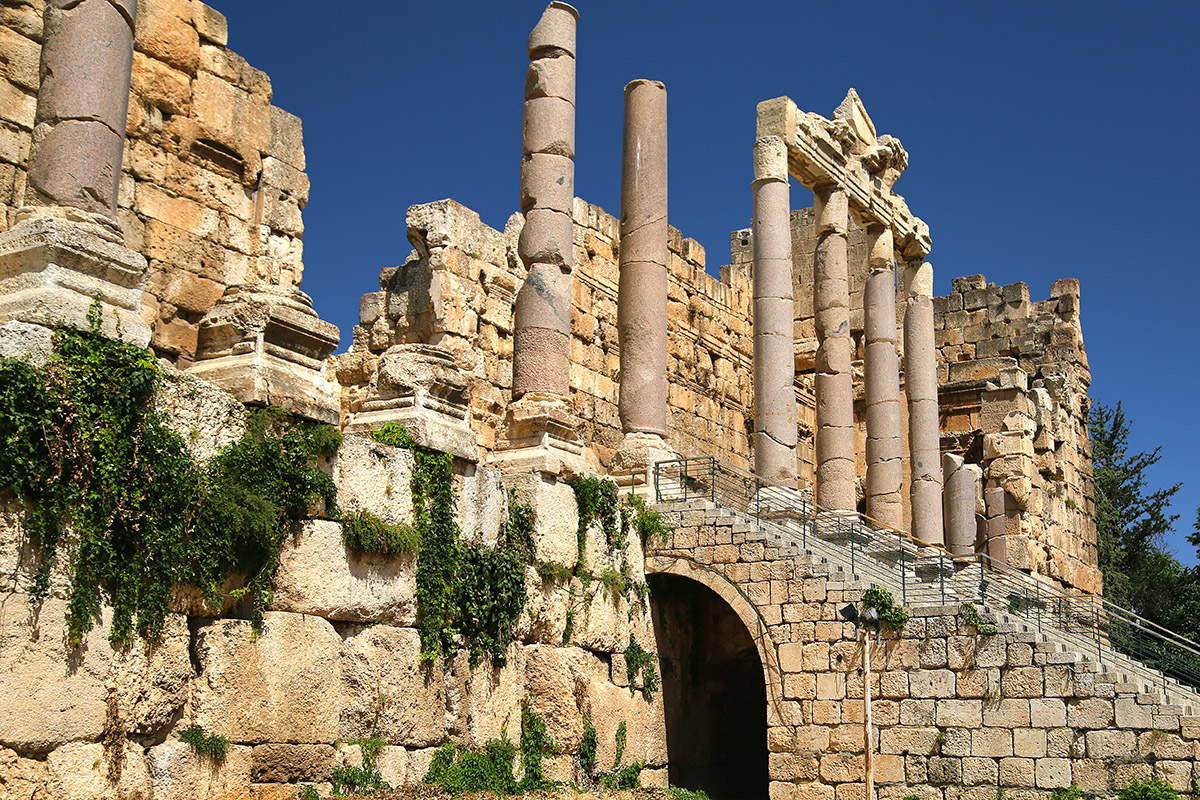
[904,258,944,545]
[863,226,903,528]
[813,186,855,510]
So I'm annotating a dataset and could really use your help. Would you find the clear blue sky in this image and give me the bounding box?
[214,1,1200,561]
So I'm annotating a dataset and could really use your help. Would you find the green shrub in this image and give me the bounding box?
[959,601,998,635]
[331,736,390,796]
[423,739,518,796]
[861,586,910,630]
[669,786,711,800]
[179,725,228,761]
[1118,779,1179,800]
[1051,786,1083,800]
[624,494,671,546]
[518,703,556,790]
[624,634,660,694]
[298,785,320,800]
[341,511,419,555]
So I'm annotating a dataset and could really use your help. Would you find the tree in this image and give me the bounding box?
[1089,401,1199,634]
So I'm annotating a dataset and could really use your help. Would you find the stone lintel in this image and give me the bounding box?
[757,95,932,259]
[0,212,150,346]
[189,285,340,424]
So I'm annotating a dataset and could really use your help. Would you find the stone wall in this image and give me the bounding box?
[0,0,310,362]
[935,275,1097,595]
[337,198,763,473]
[649,504,1199,800]
[0,369,666,799]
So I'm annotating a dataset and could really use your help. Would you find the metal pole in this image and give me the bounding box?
[899,540,907,605]
[863,629,874,800]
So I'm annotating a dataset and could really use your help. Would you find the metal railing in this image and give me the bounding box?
[653,456,1200,703]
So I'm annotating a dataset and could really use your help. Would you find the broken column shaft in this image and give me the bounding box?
[904,258,944,545]
[617,79,669,438]
[26,0,138,218]
[513,1,578,399]
[751,137,798,487]
[863,226,903,529]
[813,186,855,510]
[942,453,979,556]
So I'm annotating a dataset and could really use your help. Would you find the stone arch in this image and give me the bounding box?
[645,554,786,725]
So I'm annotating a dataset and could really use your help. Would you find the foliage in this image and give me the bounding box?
[1051,785,1083,800]
[537,561,573,584]
[1091,402,1200,637]
[579,715,597,775]
[341,511,419,555]
[298,786,321,800]
[599,566,629,603]
[0,304,339,645]
[861,586,910,631]
[423,739,518,797]
[624,634,660,694]
[569,476,622,559]
[371,425,533,666]
[332,736,390,796]
[624,494,671,546]
[613,721,627,770]
[668,787,712,800]
[1117,779,1179,800]
[518,703,557,791]
[178,725,228,761]
[600,762,644,790]
[959,602,998,636]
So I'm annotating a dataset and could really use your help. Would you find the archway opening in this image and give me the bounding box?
[648,573,769,800]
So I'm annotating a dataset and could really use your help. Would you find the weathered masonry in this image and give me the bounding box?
[0,2,1137,799]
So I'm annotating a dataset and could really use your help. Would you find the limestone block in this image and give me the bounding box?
[524,644,585,752]
[153,367,247,462]
[146,741,252,800]
[0,745,46,798]
[271,520,417,625]
[503,472,579,569]
[340,625,446,746]
[458,464,507,547]
[193,612,343,743]
[268,106,305,171]
[45,741,149,800]
[443,647,526,746]
[107,613,192,736]
[568,591,631,654]
[135,0,199,73]
[331,434,415,526]
[251,744,337,783]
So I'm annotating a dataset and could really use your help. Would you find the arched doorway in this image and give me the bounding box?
[649,573,769,800]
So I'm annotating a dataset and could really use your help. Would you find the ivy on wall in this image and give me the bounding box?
[0,304,339,645]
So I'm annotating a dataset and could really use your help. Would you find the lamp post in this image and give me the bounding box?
[841,603,882,800]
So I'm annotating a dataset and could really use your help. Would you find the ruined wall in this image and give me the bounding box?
[337,198,763,473]
[650,506,1200,800]
[935,275,1098,595]
[0,0,309,362]
[0,369,665,799]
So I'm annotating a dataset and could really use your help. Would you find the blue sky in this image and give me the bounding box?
[214,2,1200,560]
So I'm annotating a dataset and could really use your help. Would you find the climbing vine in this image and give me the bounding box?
[371,423,534,666]
[624,633,661,694]
[959,601,998,635]
[0,302,339,645]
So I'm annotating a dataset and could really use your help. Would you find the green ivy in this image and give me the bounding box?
[579,715,597,775]
[624,634,660,694]
[861,586,910,631]
[519,702,556,790]
[332,736,390,796]
[959,601,998,635]
[595,720,642,789]
[0,304,339,645]
[568,476,622,564]
[1118,779,1179,800]
[623,493,671,546]
[370,423,533,666]
[424,739,518,796]
[341,511,419,555]
[178,725,229,761]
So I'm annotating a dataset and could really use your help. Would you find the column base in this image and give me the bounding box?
[343,343,477,461]
[609,431,676,497]
[490,393,589,476]
[188,284,340,424]
[0,209,150,346]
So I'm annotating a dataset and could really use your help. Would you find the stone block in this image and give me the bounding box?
[1115,696,1154,729]
[1034,757,1072,789]
[503,471,579,569]
[909,669,955,698]
[524,644,585,753]
[193,612,343,743]
[935,699,982,728]
[146,741,252,800]
[271,520,417,625]
[45,741,149,800]
[251,744,337,783]
[340,625,446,746]
[1029,698,1067,728]
[331,434,415,525]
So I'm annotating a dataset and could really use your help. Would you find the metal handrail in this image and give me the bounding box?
[653,456,1200,701]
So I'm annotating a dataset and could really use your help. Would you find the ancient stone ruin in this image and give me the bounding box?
[0,2,1171,799]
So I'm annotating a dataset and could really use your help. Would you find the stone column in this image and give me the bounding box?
[0,0,149,347]
[942,453,978,556]
[813,186,855,510]
[904,258,944,545]
[612,79,674,480]
[25,0,137,218]
[984,486,1007,566]
[512,1,578,400]
[863,226,903,528]
[495,2,587,475]
[751,137,797,488]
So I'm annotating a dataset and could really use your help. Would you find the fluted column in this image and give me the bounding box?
[617,80,668,438]
[863,226,903,528]
[904,258,944,545]
[751,137,797,487]
[513,2,578,400]
[813,186,855,510]
[26,0,137,219]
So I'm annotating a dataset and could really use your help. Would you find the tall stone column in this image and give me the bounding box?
[495,2,587,475]
[751,137,797,488]
[863,226,903,528]
[0,0,150,347]
[612,79,674,481]
[813,186,855,510]
[513,1,578,400]
[904,258,944,545]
